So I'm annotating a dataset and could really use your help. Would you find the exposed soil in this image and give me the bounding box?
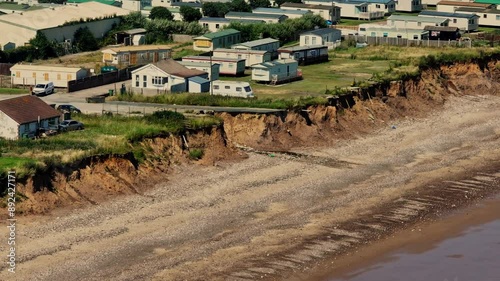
[0,60,499,280]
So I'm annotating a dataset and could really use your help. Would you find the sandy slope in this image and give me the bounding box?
[1,94,500,281]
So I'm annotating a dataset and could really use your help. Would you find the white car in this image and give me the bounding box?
[32,82,54,96]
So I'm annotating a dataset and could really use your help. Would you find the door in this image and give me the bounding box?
[130,53,137,65]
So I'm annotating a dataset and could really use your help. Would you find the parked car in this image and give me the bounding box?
[32,82,54,96]
[57,104,81,114]
[59,120,84,131]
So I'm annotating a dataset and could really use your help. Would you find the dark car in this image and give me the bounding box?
[57,104,81,114]
[59,120,84,131]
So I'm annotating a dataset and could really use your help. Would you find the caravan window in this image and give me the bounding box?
[225,86,230,89]
[244,86,251,92]
[236,87,242,92]
[214,85,219,90]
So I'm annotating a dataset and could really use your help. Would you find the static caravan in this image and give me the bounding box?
[387,15,450,29]
[278,45,329,66]
[436,1,493,13]
[211,80,254,98]
[178,61,220,81]
[225,11,288,23]
[101,45,172,66]
[280,3,342,23]
[252,7,312,19]
[231,38,280,53]
[182,56,246,76]
[455,8,500,27]
[213,48,272,67]
[193,29,241,51]
[10,64,88,88]
[252,59,301,84]
[418,10,479,31]
[396,0,423,12]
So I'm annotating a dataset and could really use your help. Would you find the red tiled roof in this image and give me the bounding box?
[0,95,60,125]
[154,59,207,78]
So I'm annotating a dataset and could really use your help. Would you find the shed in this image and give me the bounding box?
[10,64,88,88]
[251,59,301,84]
[278,45,329,65]
[0,95,61,140]
[424,26,461,40]
[188,76,210,93]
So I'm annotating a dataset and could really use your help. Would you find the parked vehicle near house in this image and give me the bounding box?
[32,82,54,96]
[211,81,254,98]
[59,120,84,131]
[56,104,81,114]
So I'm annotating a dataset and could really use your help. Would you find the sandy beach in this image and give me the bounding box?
[1,94,500,280]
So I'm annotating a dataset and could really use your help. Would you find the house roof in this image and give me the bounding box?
[231,38,279,48]
[199,17,265,24]
[199,17,231,23]
[102,45,172,54]
[225,11,287,20]
[301,28,340,36]
[436,1,492,7]
[171,2,202,8]
[188,76,210,84]
[179,61,220,67]
[0,95,60,125]
[280,3,340,10]
[419,10,479,19]
[153,59,206,78]
[252,7,311,15]
[252,59,298,69]
[278,44,328,52]
[361,26,429,33]
[455,7,500,14]
[183,56,245,63]
[214,48,270,54]
[335,0,394,4]
[195,29,240,40]
[10,64,84,72]
[388,15,449,23]
[423,25,460,32]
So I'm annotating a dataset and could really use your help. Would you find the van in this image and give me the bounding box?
[32,82,54,96]
[211,81,254,98]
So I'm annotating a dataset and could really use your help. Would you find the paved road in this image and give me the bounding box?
[1,81,284,115]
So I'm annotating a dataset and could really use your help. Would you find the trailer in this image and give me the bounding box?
[211,80,254,98]
[182,56,245,76]
[251,59,301,84]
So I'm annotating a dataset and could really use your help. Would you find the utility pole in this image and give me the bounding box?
[210,52,213,96]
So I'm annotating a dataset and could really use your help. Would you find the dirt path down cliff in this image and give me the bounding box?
[1,94,500,281]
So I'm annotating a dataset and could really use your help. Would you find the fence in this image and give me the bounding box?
[343,35,472,48]
[67,65,142,92]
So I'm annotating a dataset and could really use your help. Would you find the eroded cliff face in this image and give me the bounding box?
[219,61,500,151]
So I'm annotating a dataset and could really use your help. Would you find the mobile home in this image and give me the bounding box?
[418,10,479,31]
[231,38,280,53]
[280,3,342,23]
[101,45,172,66]
[178,61,220,81]
[387,15,450,28]
[252,59,301,84]
[193,29,242,51]
[252,7,312,19]
[213,48,273,67]
[10,64,88,88]
[396,0,423,12]
[182,56,246,76]
[278,45,329,65]
[211,80,254,98]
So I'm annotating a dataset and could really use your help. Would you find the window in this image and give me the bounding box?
[152,76,166,86]
[312,37,317,44]
[384,4,387,9]
[360,28,366,31]
[16,71,20,77]
[397,35,402,39]
[236,87,242,92]
[44,73,49,81]
[483,14,487,18]
[57,74,61,80]
[417,22,421,27]
[496,15,500,20]
[67,74,72,80]
[244,86,251,92]
[413,35,419,40]
[32,72,36,78]
[383,32,388,37]
[214,85,219,90]
[224,86,230,89]
[453,19,457,23]
[135,75,139,87]
[143,75,147,87]
[305,36,309,45]
[228,63,234,68]
[376,4,380,8]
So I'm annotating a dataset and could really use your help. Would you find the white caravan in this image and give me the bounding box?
[211,81,254,98]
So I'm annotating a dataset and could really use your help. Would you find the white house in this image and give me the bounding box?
[10,64,88,88]
[396,0,423,12]
[418,10,479,31]
[213,48,273,67]
[387,14,450,28]
[300,28,342,49]
[131,59,209,94]
[280,2,342,23]
[0,95,61,140]
[251,59,301,84]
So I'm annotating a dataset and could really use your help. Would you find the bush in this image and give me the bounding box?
[189,148,204,160]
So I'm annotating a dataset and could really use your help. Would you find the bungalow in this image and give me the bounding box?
[303,0,390,20]
[358,25,430,39]
[231,38,280,58]
[387,15,450,28]
[182,56,246,76]
[198,17,265,33]
[225,11,288,23]
[278,45,329,65]
[396,0,423,12]
[418,10,479,31]
[101,45,172,66]
[0,95,61,140]
[252,7,312,19]
[251,59,301,84]
[178,61,221,81]
[454,8,500,27]
[131,59,209,94]
[213,48,273,67]
[193,29,241,51]
[424,26,461,40]
[300,28,342,49]
[436,1,493,13]
[280,3,342,23]
[10,64,88,88]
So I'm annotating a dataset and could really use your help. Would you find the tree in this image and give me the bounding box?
[0,50,7,63]
[274,0,301,7]
[249,0,271,9]
[179,6,203,22]
[230,0,251,12]
[73,27,99,52]
[29,32,57,60]
[149,6,174,20]
[202,2,230,18]
[122,12,148,29]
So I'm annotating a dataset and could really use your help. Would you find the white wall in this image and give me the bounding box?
[0,112,19,140]
[132,65,185,92]
[11,68,87,88]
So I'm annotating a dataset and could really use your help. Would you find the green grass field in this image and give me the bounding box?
[0,88,30,95]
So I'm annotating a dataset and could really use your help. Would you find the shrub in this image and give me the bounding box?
[189,148,204,160]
